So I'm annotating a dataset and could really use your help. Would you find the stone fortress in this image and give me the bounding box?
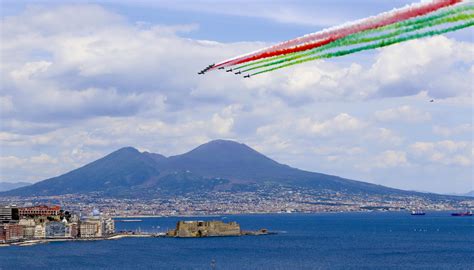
[167,220,241,237]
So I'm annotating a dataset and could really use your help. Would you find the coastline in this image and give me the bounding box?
[111,209,414,219]
[1,230,275,247]
[1,233,159,247]
[111,209,474,219]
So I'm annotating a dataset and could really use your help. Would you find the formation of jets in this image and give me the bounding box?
[199,64,251,78]
[197,64,215,75]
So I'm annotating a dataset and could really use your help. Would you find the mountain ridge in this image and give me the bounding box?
[0,182,31,192]
[0,140,451,198]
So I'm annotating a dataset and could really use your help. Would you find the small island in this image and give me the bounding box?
[166,220,271,238]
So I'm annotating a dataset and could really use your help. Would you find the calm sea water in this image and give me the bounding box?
[1,212,473,270]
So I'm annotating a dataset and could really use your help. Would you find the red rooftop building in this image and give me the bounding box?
[19,205,61,217]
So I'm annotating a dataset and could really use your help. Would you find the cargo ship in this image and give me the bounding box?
[411,210,426,216]
[451,211,472,216]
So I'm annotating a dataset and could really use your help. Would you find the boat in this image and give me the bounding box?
[411,210,426,216]
[118,219,143,222]
[451,211,473,216]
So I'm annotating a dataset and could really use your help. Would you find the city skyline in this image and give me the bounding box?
[1,0,473,193]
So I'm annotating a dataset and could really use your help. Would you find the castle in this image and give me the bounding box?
[166,220,241,237]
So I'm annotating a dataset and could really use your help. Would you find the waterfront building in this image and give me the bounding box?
[89,218,103,237]
[78,215,115,238]
[79,222,100,238]
[34,224,46,239]
[19,205,61,217]
[19,219,36,239]
[103,218,115,235]
[67,223,79,238]
[0,223,23,242]
[45,221,67,238]
[22,225,36,239]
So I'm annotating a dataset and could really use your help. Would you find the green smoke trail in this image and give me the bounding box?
[235,4,473,71]
[250,20,474,76]
[242,12,474,73]
[241,13,474,74]
[240,8,474,72]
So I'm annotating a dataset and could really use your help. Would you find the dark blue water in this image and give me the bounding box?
[1,212,473,270]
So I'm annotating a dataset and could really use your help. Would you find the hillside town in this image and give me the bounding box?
[0,205,114,244]
[1,184,472,218]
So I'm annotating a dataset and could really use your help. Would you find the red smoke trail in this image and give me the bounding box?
[211,0,462,70]
[245,0,463,58]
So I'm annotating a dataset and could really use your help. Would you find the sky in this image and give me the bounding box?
[0,0,473,194]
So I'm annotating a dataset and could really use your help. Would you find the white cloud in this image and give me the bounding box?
[410,140,472,166]
[374,105,431,123]
[10,61,52,81]
[211,113,234,136]
[304,113,367,136]
[0,153,59,181]
[374,150,409,168]
[366,128,404,146]
[369,36,474,98]
[0,96,15,115]
[312,146,364,156]
[0,156,25,169]
[0,4,472,192]
[433,124,472,137]
[29,153,58,165]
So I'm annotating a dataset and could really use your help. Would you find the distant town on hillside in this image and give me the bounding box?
[1,140,472,217]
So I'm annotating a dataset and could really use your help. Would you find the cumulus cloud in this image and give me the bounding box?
[0,4,472,193]
[365,128,404,146]
[433,124,472,137]
[374,150,409,168]
[370,36,474,98]
[410,140,472,166]
[374,105,431,123]
[3,5,472,127]
[0,96,15,115]
[0,153,59,182]
[304,113,367,136]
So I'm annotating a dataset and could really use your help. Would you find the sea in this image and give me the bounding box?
[0,212,473,270]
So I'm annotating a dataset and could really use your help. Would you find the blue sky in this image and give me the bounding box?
[0,1,473,193]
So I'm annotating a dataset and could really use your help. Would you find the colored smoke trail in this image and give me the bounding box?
[250,20,474,76]
[235,6,474,72]
[234,4,474,71]
[240,12,474,73]
[211,0,463,69]
[199,0,473,77]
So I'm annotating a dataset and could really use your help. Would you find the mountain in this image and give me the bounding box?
[4,147,161,196]
[455,190,474,197]
[158,140,295,180]
[0,140,435,198]
[0,182,31,192]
